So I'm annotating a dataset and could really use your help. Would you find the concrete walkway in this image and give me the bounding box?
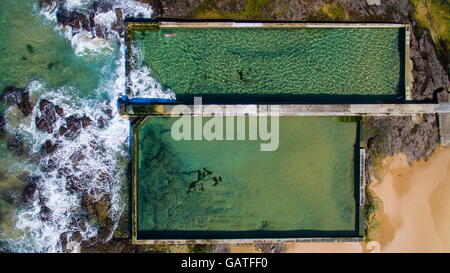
[123,103,450,117]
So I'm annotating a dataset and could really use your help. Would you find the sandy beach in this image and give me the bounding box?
[370,147,450,252]
[285,146,450,253]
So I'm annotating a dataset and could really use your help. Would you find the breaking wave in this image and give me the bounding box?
[1,0,170,252]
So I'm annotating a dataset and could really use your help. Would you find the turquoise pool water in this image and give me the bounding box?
[131,26,405,102]
[136,116,359,239]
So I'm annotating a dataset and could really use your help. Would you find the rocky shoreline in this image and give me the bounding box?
[1,0,447,253]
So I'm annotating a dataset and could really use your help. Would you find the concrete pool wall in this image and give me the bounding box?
[131,115,364,244]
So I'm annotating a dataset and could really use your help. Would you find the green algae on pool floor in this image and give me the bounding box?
[132,26,405,103]
[136,116,359,239]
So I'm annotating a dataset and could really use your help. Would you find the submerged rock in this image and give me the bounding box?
[69,149,86,167]
[0,115,6,137]
[1,87,33,117]
[41,157,60,173]
[7,134,28,157]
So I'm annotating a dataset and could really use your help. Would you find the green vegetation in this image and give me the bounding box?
[126,22,159,40]
[194,0,271,20]
[411,0,450,52]
[188,244,214,253]
[321,3,346,20]
[364,192,381,242]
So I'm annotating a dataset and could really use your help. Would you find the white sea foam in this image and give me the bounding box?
[3,0,172,253]
[65,27,114,56]
[6,78,129,252]
[129,66,175,99]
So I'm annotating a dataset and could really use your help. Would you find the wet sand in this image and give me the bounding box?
[285,146,450,253]
[370,147,450,252]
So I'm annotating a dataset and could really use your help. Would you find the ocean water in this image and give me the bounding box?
[137,117,357,239]
[0,0,159,252]
[133,27,405,102]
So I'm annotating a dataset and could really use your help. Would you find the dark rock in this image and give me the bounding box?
[97,117,106,129]
[54,1,118,39]
[55,105,65,117]
[365,114,439,169]
[94,24,108,39]
[39,204,52,222]
[7,134,27,157]
[81,116,93,129]
[82,193,111,226]
[40,140,60,156]
[91,1,113,13]
[59,115,93,139]
[21,175,41,204]
[57,167,70,179]
[1,87,24,105]
[59,126,68,136]
[97,172,110,182]
[35,99,63,134]
[135,0,165,16]
[97,226,113,241]
[63,116,82,139]
[101,102,113,118]
[56,9,91,32]
[71,231,82,242]
[410,29,450,101]
[39,0,57,9]
[16,91,32,117]
[65,175,83,194]
[80,236,99,249]
[111,8,125,37]
[1,87,33,117]
[60,232,69,252]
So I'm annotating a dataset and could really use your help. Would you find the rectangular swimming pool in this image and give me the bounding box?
[127,21,407,103]
[132,116,360,241]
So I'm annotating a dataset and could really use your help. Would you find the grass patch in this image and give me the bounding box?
[194,0,271,20]
[321,3,346,20]
[411,0,450,52]
[126,22,160,40]
[188,244,214,253]
[364,192,381,242]
[194,8,226,19]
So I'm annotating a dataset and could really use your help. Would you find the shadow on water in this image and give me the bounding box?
[136,229,359,240]
[175,94,404,104]
[397,27,406,97]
